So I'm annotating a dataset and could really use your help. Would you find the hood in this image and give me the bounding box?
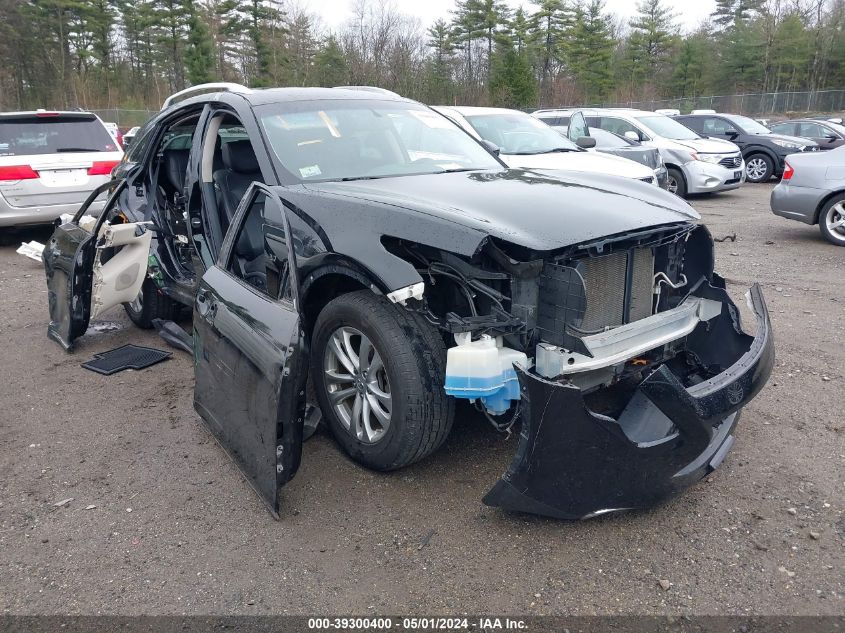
[671,137,740,154]
[301,168,699,253]
[499,149,654,179]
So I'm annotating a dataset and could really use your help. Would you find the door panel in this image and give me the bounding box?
[90,223,152,319]
[192,186,306,517]
[44,179,141,350]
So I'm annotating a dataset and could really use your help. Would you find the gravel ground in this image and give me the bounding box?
[0,183,842,616]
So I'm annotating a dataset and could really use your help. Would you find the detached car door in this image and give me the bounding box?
[44,180,152,350]
[192,183,307,518]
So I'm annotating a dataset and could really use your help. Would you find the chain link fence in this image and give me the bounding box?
[561,90,845,117]
[89,108,158,129]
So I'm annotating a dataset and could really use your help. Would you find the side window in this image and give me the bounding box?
[680,118,704,133]
[703,118,736,135]
[798,122,825,138]
[598,117,640,139]
[227,191,292,301]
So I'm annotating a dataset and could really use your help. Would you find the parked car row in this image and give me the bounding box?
[534,108,745,196]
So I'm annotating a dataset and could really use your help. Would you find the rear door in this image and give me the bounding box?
[192,183,306,518]
[43,180,152,350]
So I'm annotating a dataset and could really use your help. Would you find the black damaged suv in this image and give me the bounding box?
[43,85,773,520]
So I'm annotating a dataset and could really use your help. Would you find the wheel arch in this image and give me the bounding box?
[813,188,845,225]
[299,263,386,334]
[743,146,778,165]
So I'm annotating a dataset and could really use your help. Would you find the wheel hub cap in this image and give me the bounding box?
[747,158,767,180]
[827,202,845,240]
[324,326,392,444]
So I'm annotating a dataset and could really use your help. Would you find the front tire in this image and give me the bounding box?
[123,278,179,328]
[311,290,454,471]
[666,167,687,197]
[745,153,774,183]
[819,195,845,246]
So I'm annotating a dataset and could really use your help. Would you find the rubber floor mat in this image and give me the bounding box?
[81,344,172,375]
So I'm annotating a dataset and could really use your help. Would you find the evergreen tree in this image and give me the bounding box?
[489,35,537,107]
[529,0,574,101]
[569,0,613,103]
[313,35,348,87]
[427,18,456,102]
[624,0,677,94]
[185,0,215,85]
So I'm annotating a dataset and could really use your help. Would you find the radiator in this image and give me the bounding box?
[537,249,655,353]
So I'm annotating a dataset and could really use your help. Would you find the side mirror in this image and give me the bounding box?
[827,134,839,142]
[576,136,596,149]
[727,131,739,140]
[480,140,500,156]
[624,131,640,142]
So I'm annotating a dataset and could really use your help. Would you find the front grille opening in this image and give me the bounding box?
[537,248,656,352]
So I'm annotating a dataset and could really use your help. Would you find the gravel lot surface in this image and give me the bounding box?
[0,183,842,616]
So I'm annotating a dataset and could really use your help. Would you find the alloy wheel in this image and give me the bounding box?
[323,326,392,444]
[666,175,678,195]
[825,202,845,243]
[746,157,768,181]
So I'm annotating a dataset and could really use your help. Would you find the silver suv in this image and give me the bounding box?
[0,111,124,227]
[533,108,745,197]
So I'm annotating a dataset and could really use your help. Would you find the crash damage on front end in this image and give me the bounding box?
[387,220,774,520]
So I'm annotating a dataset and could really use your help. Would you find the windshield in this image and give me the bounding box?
[635,115,700,141]
[0,114,119,156]
[464,112,580,154]
[725,115,771,135]
[258,100,501,182]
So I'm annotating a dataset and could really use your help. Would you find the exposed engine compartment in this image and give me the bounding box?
[382,222,744,427]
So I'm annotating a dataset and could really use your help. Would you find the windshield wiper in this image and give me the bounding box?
[435,167,478,174]
[510,147,576,155]
[55,147,100,153]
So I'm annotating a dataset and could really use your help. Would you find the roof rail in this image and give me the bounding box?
[333,85,402,98]
[162,83,252,110]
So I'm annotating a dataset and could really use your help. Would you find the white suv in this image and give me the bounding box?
[0,111,123,227]
[533,108,745,197]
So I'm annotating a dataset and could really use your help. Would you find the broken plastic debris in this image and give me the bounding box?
[53,498,74,507]
[17,241,45,262]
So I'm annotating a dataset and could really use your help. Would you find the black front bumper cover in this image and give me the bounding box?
[483,283,774,520]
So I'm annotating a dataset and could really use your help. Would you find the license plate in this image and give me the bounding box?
[734,170,742,179]
[39,168,87,187]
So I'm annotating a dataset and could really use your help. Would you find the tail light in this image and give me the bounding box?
[782,161,794,181]
[0,165,39,181]
[88,160,120,176]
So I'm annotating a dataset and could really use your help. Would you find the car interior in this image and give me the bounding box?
[196,112,270,292]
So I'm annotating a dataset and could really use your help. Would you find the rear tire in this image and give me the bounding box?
[123,278,179,328]
[311,290,454,471]
[745,153,774,183]
[666,167,687,198]
[818,195,845,246]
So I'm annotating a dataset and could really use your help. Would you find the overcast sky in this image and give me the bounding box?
[314,0,717,33]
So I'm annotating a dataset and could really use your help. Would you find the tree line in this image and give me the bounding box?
[1,0,843,113]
